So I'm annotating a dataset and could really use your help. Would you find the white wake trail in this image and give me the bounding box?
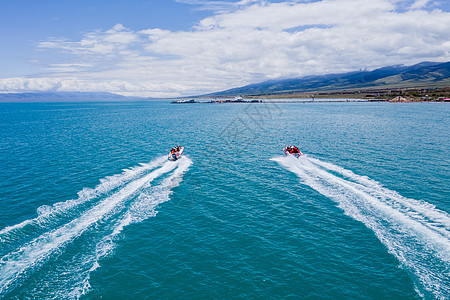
[272,155,450,299]
[0,159,175,296]
[308,157,450,237]
[66,157,193,299]
[0,156,167,246]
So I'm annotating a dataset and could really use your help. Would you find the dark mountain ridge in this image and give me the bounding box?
[1,61,449,101]
[208,61,450,96]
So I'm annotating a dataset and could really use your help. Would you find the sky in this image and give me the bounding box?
[0,0,449,97]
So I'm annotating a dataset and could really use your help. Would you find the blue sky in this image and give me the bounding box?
[0,0,449,97]
[0,0,210,76]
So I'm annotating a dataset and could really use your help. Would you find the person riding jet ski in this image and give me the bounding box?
[283,145,303,158]
[168,145,184,161]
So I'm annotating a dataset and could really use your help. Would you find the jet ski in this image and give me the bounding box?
[168,146,184,161]
[283,145,303,158]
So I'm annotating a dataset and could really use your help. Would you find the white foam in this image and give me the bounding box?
[0,159,174,295]
[0,156,166,244]
[308,157,450,235]
[48,157,192,299]
[272,155,450,298]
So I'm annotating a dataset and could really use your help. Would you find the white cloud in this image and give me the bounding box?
[0,76,191,98]
[47,63,93,72]
[38,23,140,55]
[1,0,450,97]
[410,0,432,9]
[175,0,261,11]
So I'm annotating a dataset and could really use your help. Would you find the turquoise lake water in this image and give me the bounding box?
[0,101,449,299]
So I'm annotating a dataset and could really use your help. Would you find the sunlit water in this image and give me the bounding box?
[0,101,448,299]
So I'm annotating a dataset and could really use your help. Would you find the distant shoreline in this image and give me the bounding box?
[188,85,450,103]
[171,98,450,104]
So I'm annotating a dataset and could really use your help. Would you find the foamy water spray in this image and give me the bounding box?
[0,156,192,298]
[272,155,450,299]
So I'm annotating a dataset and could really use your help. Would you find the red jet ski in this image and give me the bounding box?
[168,146,184,161]
[283,145,303,158]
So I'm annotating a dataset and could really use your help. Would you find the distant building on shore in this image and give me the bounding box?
[390,96,409,102]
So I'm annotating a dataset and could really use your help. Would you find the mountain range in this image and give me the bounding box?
[208,61,450,97]
[1,61,449,101]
